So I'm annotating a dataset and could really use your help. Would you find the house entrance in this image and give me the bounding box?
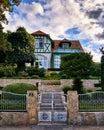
[38,92,67,124]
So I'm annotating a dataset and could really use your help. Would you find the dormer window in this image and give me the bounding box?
[36,38,43,48]
[62,43,69,49]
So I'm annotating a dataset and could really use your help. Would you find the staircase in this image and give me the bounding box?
[38,92,67,124]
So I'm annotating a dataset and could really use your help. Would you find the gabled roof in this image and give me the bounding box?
[60,38,71,43]
[32,30,49,36]
[32,30,84,52]
[52,39,84,52]
[32,30,53,42]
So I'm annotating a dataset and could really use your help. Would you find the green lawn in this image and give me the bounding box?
[79,103,104,112]
[0,99,26,111]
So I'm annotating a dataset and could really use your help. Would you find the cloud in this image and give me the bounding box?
[2,0,104,62]
[86,8,103,19]
[96,31,104,39]
[84,46,101,62]
[19,2,44,16]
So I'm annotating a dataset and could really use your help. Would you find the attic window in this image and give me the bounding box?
[62,43,69,49]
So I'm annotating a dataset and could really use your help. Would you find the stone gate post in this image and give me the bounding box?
[67,91,78,124]
[27,90,38,125]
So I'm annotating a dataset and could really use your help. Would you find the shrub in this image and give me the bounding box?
[0,65,16,77]
[3,83,38,94]
[0,86,3,90]
[26,66,45,77]
[0,67,4,77]
[72,77,86,94]
[62,86,72,94]
[31,75,40,79]
[94,83,101,87]
[18,71,28,77]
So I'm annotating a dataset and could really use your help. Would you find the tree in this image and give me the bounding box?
[72,77,86,94]
[7,27,35,70]
[0,0,21,24]
[90,62,101,77]
[60,52,93,78]
[0,24,12,63]
[0,0,21,62]
[101,54,104,90]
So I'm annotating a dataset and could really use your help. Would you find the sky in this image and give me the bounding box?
[2,0,104,62]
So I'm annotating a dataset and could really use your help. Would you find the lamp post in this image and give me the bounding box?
[100,47,104,90]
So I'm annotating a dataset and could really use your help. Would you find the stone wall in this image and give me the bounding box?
[1,90,104,126]
[0,112,29,126]
[0,79,100,92]
[0,90,38,126]
[67,91,104,125]
[61,79,99,90]
[74,112,104,125]
[0,79,41,87]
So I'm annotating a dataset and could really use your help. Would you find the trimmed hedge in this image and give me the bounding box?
[3,83,38,94]
[62,86,72,94]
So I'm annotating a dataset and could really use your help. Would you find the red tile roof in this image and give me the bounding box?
[53,39,84,51]
[32,30,84,52]
[32,30,49,36]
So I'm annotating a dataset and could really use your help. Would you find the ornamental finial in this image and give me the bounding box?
[99,47,104,54]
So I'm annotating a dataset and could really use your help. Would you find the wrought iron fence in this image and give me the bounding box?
[0,91,26,111]
[78,91,104,112]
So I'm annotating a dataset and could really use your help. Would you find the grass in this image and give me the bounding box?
[79,103,104,112]
[0,99,26,111]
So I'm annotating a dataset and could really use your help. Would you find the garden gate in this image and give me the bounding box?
[38,92,67,124]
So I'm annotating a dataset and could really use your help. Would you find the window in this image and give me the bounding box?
[35,55,48,69]
[62,43,69,49]
[54,55,61,68]
[36,38,43,48]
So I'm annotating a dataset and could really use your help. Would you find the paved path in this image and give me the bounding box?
[0,125,104,130]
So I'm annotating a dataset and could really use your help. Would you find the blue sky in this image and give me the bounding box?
[3,0,104,62]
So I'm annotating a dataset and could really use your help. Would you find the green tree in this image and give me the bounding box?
[101,54,104,90]
[0,0,21,24]
[90,62,101,77]
[72,77,86,94]
[0,0,21,62]
[7,27,35,70]
[60,52,93,78]
[0,24,12,63]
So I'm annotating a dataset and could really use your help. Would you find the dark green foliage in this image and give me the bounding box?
[94,83,101,87]
[0,0,21,23]
[62,78,86,94]
[72,77,86,94]
[101,55,104,91]
[26,66,45,77]
[0,65,16,77]
[90,62,101,77]
[30,75,40,79]
[7,27,35,71]
[62,86,72,94]
[0,24,12,63]
[59,72,67,79]
[0,86,3,90]
[3,83,38,94]
[61,52,93,79]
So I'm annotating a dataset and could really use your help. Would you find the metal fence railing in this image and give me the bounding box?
[0,91,26,112]
[78,92,104,112]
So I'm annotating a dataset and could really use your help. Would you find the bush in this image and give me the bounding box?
[26,66,45,77]
[0,65,16,77]
[0,86,3,90]
[72,77,86,94]
[3,83,38,94]
[94,83,101,87]
[62,86,72,94]
[31,75,40,79]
